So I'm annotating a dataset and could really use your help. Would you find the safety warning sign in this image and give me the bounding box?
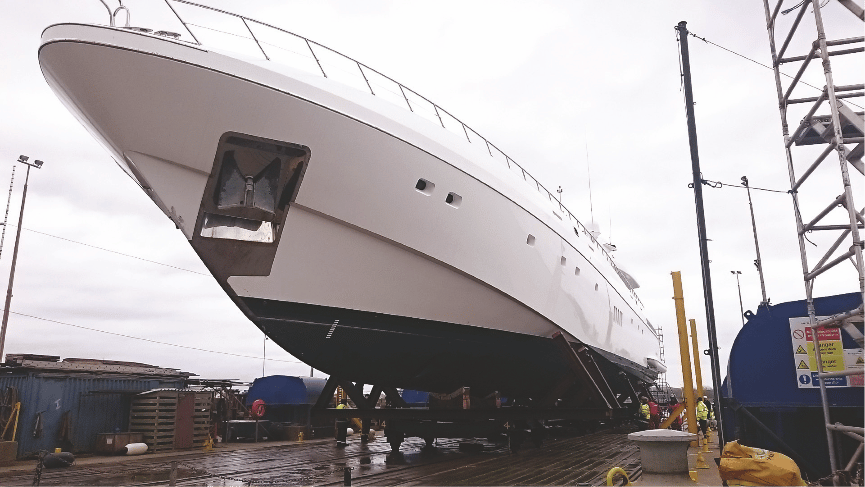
[790,316,863,389]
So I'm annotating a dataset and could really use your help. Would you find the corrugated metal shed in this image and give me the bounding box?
[0,356,190,457]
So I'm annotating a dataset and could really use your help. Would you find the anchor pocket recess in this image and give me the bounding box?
[193,132,310,278]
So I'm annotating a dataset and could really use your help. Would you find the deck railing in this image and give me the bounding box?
[144,0,642,308]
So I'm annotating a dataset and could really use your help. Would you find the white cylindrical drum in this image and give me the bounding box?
[124,443,149,455]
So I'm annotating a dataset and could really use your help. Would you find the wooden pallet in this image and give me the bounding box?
[129,390,211,452]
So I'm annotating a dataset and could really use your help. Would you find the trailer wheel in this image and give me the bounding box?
[424,437,435,449]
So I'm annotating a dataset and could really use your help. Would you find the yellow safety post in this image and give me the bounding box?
[696,451,709,469]
[672,272,699,443]
[1,402,19,441]
[298,431,304,442]
[605,467,631,486]
[689,319,705,399]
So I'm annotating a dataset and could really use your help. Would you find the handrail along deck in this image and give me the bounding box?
[159,0,643,308]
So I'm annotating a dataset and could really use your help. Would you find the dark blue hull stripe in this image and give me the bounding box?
[242,298,655,398]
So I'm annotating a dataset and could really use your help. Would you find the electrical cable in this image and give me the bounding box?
[2,223,208,276]
[698,176,790,194]
[2,308,304,364]
[686,31,864,110]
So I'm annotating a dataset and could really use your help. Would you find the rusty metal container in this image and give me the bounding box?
[94,432,144,454]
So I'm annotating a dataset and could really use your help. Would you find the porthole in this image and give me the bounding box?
[415,178,434,195]
[526,234,536,246]
[575,267,581,276]
[445,192,462,208]
[594,283,599,291]
[560,256,567,266]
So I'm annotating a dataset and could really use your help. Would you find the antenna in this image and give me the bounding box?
[0,166,16,261]
[585,138,594,225]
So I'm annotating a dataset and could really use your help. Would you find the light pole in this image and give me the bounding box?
[731,270,745,326]
[741,176,769,308]
[0,156,43,362]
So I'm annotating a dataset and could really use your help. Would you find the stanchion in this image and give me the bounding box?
[696,451,709,469]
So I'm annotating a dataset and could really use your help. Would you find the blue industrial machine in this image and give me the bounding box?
[721,292,863,481]
[245,376,332,439]
[400,390,430,407]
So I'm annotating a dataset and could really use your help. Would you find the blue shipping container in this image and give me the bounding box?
[0,371,184,457]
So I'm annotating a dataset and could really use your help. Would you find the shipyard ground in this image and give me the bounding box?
[0,426,725,486]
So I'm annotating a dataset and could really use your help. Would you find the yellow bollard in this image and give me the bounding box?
[605,467,631,486]
[298,431,304,442]
[203,436,213,452]
[696,451,709,469]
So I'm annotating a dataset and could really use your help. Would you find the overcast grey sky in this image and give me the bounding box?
[0,0,861,387]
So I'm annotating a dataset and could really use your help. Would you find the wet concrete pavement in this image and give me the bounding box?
[0,427,645,486]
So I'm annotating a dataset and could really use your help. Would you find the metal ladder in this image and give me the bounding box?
[760,0,864,483]
[650,322,673,401]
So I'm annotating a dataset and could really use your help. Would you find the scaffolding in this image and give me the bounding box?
[650,322,674,402]
[760,0,864,483]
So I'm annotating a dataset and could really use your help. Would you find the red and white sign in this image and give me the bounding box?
[805,327,841,342]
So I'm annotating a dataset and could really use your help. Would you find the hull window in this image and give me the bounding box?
[526,234,536,246]
[415,178,434,195]
[560,256,567,266]
[575,266,581,276]
[445,192,462,208]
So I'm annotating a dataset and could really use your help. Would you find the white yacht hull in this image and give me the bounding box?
[39,23,662,397]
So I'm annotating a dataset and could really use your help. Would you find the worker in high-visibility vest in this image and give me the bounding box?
[708,400,717,430]
[696,396,709,436]
[335,398,349,446]
[639,397,650,429]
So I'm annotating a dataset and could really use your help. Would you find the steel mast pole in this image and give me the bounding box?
[676,21,724,446]
[732,271,745,326]
[0,159,39,362]
[741,177,768,307]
